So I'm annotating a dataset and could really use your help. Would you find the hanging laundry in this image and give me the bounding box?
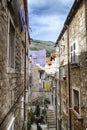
[44,81,51,90]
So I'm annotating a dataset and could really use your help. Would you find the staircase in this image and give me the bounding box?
[47,106,56,129]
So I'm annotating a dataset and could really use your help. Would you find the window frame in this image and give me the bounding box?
[71,43,76,63]
[7,13,16,73]
[21,44,25,74]
[72,87,81,115]
[71,42,79,64]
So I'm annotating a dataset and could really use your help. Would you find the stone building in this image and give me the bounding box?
[0,0,29,130]
[29,63,46,103]
[55,0,87,130]
[29,60,56,107]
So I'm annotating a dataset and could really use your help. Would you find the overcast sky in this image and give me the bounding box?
[28,0,74,42]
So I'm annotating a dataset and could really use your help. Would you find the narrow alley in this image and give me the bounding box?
[0,0,87,130]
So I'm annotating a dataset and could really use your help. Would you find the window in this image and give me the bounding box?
[39,72,42,79]
[41,80,45,89]
[29,75,32,87]
[72,89,80,114]
[38,70,45,80]
[21,46,25,73]
[7,17,15,72]
[21,97,24,119]
[60,44,65,54]
[9,21,15,68]
[71,43,78,64]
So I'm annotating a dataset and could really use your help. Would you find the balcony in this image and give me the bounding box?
[71,55,80,68]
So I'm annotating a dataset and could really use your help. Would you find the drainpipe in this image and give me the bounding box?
[24,29,27,122]
[55,78,58,130]
[24,0,28,127]
[66,25,72,130]
[58,43,62,130]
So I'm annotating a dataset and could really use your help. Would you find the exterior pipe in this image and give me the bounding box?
[59,44,62,130]
[67,25,72,130]
[55,79,57,130]
[24,30,27,122]
[24,0,29,124]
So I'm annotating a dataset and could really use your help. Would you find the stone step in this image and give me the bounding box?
[48,121,56,124]
[48,124,56,128]
[47,119,55,121]
[47,113,55,115]
[47,108,56,129]
[47,116,55,119]
[47,121,55,122]
[47,119,56,123]
[48,125,56,127]
[47,120,55,122]
[47,111,55,113]
[47,115,55,117]
[47,112,55,114]
[48,124,56,126]
[48,119,55,122]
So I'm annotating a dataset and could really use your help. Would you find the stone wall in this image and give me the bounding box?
[69,1,87,129]
[29,64,48,104]
[0,0,26,129]
[56,0,87,130]
[29,64,43,101]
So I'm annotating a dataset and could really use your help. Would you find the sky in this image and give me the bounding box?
[28,0,74,42]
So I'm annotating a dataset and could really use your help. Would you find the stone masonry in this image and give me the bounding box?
[0,0,29,130]
[55,0,87,130]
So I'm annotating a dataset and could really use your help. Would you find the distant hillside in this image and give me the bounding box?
[29,39,55,57]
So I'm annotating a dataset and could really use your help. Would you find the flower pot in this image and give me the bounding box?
[63,76,66,80]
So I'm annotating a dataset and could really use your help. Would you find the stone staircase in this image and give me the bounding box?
[47,106,56,129]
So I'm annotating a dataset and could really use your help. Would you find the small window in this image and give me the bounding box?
[9,21,15,68]
[7,18,15,73]
[39,71,45,80]
[39,72,42,79]
[71,46,72,52]
[71,43,78,64]
[74,43,75,49]
[73,89,80,114]
[42,80,45,89]
[21,46,25,73]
